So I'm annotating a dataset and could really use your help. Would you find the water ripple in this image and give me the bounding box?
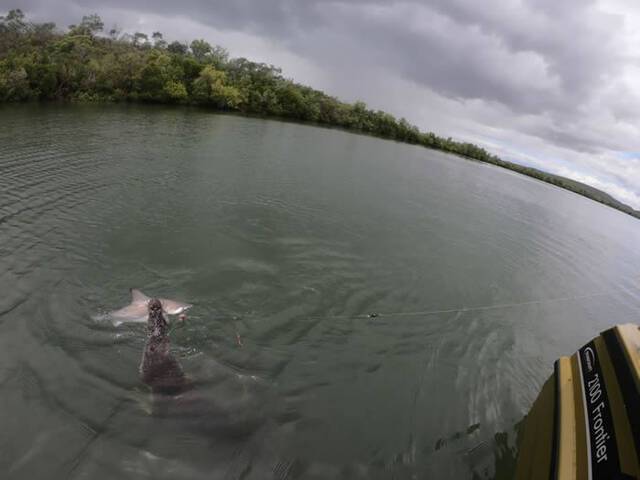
[2,105,640,479]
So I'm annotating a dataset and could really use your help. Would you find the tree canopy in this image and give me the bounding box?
[0,10,638,220]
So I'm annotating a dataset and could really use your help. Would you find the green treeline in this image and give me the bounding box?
[1,10,638,220]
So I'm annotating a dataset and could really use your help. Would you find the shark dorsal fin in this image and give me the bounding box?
[130,288,150,304]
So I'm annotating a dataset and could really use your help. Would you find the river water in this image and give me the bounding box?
[1,104,640,479]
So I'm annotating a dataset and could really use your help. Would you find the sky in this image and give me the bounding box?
[7,0,640,209]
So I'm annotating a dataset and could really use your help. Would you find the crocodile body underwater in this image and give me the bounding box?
[139,298,192,398]
[137,298,271,440]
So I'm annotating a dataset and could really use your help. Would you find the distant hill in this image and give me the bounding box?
[484,157,640,219]
[541,173,640,218]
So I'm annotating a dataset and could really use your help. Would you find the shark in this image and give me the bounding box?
[107,288,192,326]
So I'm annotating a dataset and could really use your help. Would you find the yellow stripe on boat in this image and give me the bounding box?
[516,324,640,480]
[556,356,577,480]
[570,354,589,480]
[614,324,640,394]
[515,376,556,480]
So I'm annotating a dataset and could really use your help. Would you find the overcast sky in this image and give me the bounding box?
[8,0,640,208]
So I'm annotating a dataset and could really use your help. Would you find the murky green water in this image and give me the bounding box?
[1,104,640,479]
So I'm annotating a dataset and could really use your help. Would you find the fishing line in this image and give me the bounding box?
[176,277,640,350]
[358,290,618,319]
[218,284,636,325]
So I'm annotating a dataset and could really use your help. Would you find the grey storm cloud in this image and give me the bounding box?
[48,0,620,113]
[7,0,640,208]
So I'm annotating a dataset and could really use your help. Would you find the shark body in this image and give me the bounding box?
[108,288,191,326]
